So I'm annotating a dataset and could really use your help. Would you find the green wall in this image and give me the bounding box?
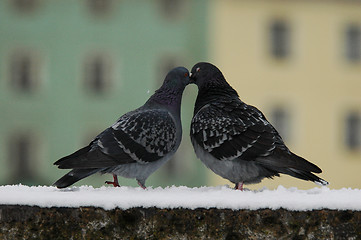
[0,0,209,187]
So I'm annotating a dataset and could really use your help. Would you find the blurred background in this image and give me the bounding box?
[0,0,360,190]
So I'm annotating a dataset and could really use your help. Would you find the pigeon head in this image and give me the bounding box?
[149,67,190,107]
[161,66,190,91]
[190,62,227,89]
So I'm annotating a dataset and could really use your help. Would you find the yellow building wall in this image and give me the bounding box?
[207,0,361,190]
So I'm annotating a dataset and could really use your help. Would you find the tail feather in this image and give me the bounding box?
[54,168,100,189]
[54,145,91,167]
[54,145,91,165]
[258,149,322,174]
[54,145,121,169]
[289,153,322,173]
[286,168,329,186]
[257,149,328,186]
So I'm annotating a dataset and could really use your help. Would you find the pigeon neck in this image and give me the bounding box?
[194,84,239,113]
[148,87,184,115]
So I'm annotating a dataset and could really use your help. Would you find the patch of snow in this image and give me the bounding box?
[0,185,360,211]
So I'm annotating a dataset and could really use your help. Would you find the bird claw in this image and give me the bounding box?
[105,181,120,187]
[105,174,120,187]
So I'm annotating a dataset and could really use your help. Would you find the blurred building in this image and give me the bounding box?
[2,0,361,190]
[0,0,208,187]
[208,0,361,189]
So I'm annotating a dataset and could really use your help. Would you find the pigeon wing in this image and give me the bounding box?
[99,108,178,164]
[191,98,281,161]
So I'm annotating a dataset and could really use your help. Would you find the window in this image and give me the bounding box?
[9,51,40,93]
[8,133,37,184]
[270,20,290,59]
[87,0,112,16]
[84,54,112,94]
[159,0,184,19]
[345,24,361,62]
[345,112,361,150]
[12,0,39,13]
[270,108,290,142]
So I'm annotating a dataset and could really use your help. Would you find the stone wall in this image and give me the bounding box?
[0,205,360,239]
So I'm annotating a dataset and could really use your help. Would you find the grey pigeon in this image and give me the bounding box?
[189,62,328,190]
[54,67,190,189]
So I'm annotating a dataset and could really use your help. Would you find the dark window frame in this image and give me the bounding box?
[269,107,290,143]
[83,53,113,95]
[11,0,40,13]
[345,112,361,150]
[9,50,40,93]
[7,132,38,184]
[159,0,185,20]
[86,0,112,16]
[269,20,290,59]
[345,24,361,62]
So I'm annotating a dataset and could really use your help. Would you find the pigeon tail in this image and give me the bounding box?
[285,168,329,186]
[288,152,322,173]
[54,145,91,167]
[54,145,121,169]
[257,150,328,185]
[54,168,100,189]
[257,149,322,174]
[286,153,328,185]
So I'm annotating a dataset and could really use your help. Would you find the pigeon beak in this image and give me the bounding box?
[189,73,196,84]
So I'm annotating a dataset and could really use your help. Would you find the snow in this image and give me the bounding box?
[0,184,360,211]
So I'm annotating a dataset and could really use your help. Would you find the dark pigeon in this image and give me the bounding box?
[54,67,190,189]
[189,62,328,190]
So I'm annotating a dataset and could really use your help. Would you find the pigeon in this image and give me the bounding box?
[189,62,328,190]
[54,67,190,189]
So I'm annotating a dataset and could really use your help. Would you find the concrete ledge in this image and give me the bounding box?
[1,205,360,239]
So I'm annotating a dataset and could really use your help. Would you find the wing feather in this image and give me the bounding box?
[99,108,178,163]
[191,99,281,161]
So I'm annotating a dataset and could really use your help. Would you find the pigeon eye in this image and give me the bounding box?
[196,67,200,72]
[184,72,189,77]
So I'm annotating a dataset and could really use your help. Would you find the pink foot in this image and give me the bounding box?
[235,182,244,191]
[105,174,120,187]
